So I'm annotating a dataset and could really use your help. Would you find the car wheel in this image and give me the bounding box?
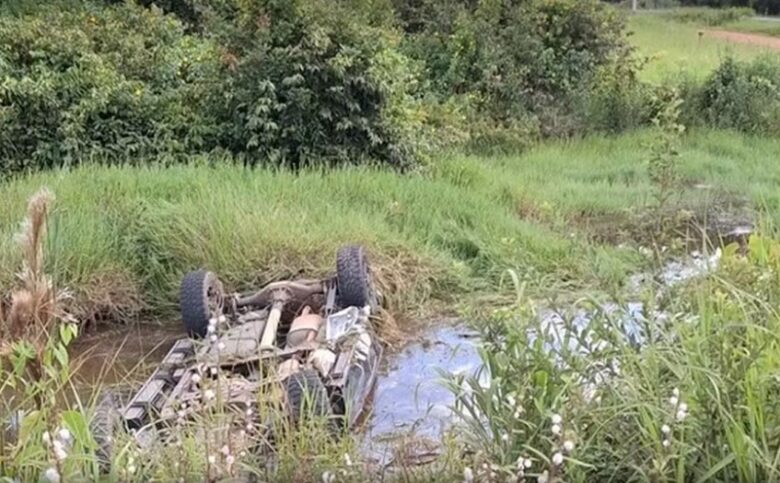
[336,245,378,312]
[180,270,223,338]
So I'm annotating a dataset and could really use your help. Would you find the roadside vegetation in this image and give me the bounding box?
[2,0,780,481]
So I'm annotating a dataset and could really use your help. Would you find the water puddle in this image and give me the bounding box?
[361,324,482,466]
[69,324,183,390]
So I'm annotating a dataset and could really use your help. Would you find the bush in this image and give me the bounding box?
[397,0,629,139]
[197,0,423,168]
[0,3,223,175]
[0,0,425,174]
[692,55,780,135]
[580,55,657,134]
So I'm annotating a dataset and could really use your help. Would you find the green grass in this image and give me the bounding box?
[728,17,780,37]
[1,129,779,324]
[629,14,775,82]
[448,234,780,481]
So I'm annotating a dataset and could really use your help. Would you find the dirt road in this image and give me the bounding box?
[707,30,780,51]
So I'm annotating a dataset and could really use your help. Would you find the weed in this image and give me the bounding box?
[447,231,780,481]
[647,87,685,215]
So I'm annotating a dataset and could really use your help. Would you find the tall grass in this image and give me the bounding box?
[1,129,779,324]
[446,233,780,481]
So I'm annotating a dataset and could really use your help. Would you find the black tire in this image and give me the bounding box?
[91,391,119,473]
[285,369,332,426]
[336,245,377,311]
[180,270,223,338]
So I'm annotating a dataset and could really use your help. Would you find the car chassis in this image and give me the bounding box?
[116,245,384,447]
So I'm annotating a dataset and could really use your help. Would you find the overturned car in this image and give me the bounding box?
[99,245,383,456]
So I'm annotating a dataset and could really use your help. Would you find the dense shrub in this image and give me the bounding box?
[0,0,638,172]
[0,0,424,173]
[692,55,780,134]
[580,55,658,134]
[196,0,423,168]
[0,3,223,174]
[397,0,628,138]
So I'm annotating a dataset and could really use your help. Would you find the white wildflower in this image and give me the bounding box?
[42,431,51,446]
[209,334,218,343]
[217,342,226,351]
[672,388,679,397]
[226,455,235,466]
[220,445,230,456]
[208,455,216,465]
[661,424,671,434]
[322,471,335,483]
[552,452,564,466]
[678,402,688,413]
[669,396,679,406]
[507,394,516,407]
[204,389,215,400]
[463,467,474,483]
[191,373,201,384]
[551,424,561,436]
[43,467,60,483]
[240,451,247,457]
[52,440,68,461]
[501,433,509,442]
[563,440,575,453]
[662,439,671,448]
[524,458,533,469]
[676,410,687,422]
[344,453,352,467]
[127,465,136,475]
[551,414,562,425]
[246,407,253,417]
[57,428,72,445]
[538,470,549,483]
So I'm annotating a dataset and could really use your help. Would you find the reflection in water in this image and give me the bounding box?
[362,325,482,465]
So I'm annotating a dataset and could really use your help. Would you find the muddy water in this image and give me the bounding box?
[70,324,184,391]
[69,321,484,465]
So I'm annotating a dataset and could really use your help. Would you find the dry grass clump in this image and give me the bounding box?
[0,188,74,401]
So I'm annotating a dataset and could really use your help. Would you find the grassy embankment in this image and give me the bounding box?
[1,130,779,327]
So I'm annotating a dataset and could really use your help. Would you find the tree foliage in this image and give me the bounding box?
[0,0,631,173]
